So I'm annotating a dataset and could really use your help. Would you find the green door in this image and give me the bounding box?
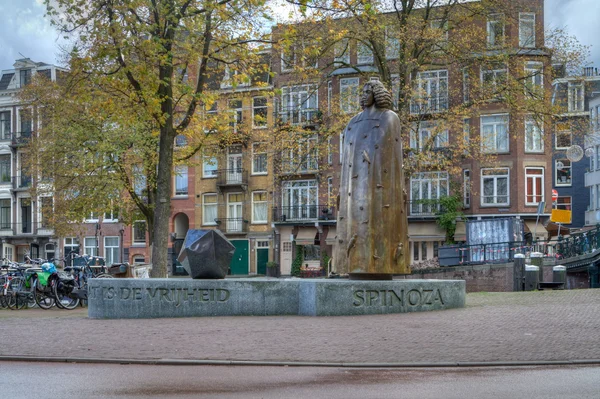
[229,239,249,275]
[257,248,268,275]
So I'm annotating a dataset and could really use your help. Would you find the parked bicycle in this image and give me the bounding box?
[0,258,40,310]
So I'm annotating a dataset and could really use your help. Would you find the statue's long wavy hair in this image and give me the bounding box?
[360,80,393,110]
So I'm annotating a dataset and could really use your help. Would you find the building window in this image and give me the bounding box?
[410,172,449,215]
[557,196,571,210]
[283,137,318,173]
[487,13,505,47]
[524,62,543,98]
[203,154,218,178]
[20,69,31,87]
[525,167,544,206]
[64,237,80,264]
[462,68,470,103]
[334,38,350,65]
[430,19,448,51]
[133,164,147,198]
[202,194,218,225]
[174,165,188,196]
[282,180,318,220]
[555,127,571,149]
[0,111,10,140]
[0,199,10,229]
[327,137,332,165]
[525,115,544,152]
[0,154,10,183]
[40,197,53,228]
[327,80,332,114]
[340,77,360,114]
[252,143,267,175]
[357,42,373,64]
[410,70,448,114]
[175,135,187,147]
[280,85,318,125]
[133,255,145,264]
[481,168,509,206]
[229,99,243,132]
[385,29,400,59]
[19,108,33,136]
[481,114,509,153]
[204,101,218,134]
[327,176,333,207]
[104,236,120,265]
[463,170,471,209]
[519,13,536,48]
[568,82,584,113]
[555,159,572,186]
[410,121,448,150]
[252,191,268,224]
[84,237,98,257]
[481,64,507,97]
[133,221,146,244]
[252,97,268,128]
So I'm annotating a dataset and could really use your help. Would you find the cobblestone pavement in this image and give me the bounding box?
[1,290,599,364]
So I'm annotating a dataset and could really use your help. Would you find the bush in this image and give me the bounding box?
[291,245,303,277]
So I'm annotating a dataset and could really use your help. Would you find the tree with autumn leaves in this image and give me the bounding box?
[22,0,272,276]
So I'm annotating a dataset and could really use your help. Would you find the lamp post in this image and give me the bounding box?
[119,225,125,264]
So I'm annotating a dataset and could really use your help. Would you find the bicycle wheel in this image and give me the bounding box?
[6,277,27,310]
[31,277,54,310]
[52,278,80,310]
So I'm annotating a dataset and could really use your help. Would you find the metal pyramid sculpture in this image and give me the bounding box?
[177,229,236,279]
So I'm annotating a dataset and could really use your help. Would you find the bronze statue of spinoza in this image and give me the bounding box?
[334,79,410,279]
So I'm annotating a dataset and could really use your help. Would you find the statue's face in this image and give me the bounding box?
[362,84,374,108]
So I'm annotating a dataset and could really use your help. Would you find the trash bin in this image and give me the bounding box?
[524,264,539,291]
[553,265,566,288]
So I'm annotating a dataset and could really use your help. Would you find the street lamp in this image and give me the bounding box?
[119,225,125,264]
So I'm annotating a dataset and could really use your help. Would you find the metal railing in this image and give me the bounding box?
[215,218,248,234]
[408,200,446,216]
[12,175,31,189]
[216,169,247,186]
[272,205,335,223]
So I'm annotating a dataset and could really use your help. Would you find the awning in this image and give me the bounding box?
[295,227,318,245]
[324,227,337,246]
[408,223,446,241]
[454,221,466,242]
[524,220,548,239]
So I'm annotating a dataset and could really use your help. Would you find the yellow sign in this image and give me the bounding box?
[551,209,572,224]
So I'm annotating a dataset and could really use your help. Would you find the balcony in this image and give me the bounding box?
[11,131,32,146]
[408,200,444,217]
[216,169,248,188]
[12,175,31,190]
[273,205,336,223]
[215,218,248,234]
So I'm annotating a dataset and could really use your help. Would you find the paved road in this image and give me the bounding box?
[1,290,600,365]
[1,362,598,398]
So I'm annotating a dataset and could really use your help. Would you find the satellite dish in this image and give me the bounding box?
[585,147,595,158]
[566,145,584,162]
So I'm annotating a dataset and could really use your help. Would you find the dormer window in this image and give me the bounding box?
[20,69,31,87]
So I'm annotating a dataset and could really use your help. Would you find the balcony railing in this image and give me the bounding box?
[0,222,54,235]
[278,107,320,126]
[216,169,248,186]
[280,158,319,174]
[273,205,336,223]
[12,175,31,189]
[408,200,445,216]
[215,218,248,234]
[12,131,32,145]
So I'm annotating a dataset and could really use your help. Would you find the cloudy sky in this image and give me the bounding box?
[0,0,598,71]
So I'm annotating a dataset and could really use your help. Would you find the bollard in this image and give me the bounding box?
[530,252,544,281]
[553,265,566,289]
[524,264,539,291]
[513,254,526,292]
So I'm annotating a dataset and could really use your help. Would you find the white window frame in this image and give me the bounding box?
[357,42,373,65]
[430,19,449,51]
[252,96,268,128]
[481,64,507,96]
[525,115,544,153]
[283,136,318,173]
[385,29,400,60]
[251,142,268,175]
[555,129,572,149]
[524,62,543,98]
[251,191,268,224]
[280,85,318,125]
[174,165,188,196]
[334,38,350,65]
[555,159,572,186]
[481,168,510,206]
[463,169,471,209]
[282,180,319,220]
[0,198,11,230]
[132,220,146,245]
[481,114,509,153]
[84,237,98,257]
[104,236,120,265]
[202,193,218,226]
[462,68,469,103]
[327,176,333,207]
[410,121,449,150]
[229,98,243,133]
[340,77,360,114]
[525,167,544,206]
[410,70,448,114]
[202,154,218,178]
[409,171,449,215]
[568,82,584,113]
[487,13,505,47]
[519,13,536,48]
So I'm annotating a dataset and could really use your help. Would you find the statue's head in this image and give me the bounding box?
[360,79,393,110]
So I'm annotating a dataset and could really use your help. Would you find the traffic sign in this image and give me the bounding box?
[551,189,558,201]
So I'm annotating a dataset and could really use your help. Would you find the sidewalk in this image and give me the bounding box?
[1,290,600,366]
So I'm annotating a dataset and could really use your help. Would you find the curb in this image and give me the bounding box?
[1,356,600,368]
